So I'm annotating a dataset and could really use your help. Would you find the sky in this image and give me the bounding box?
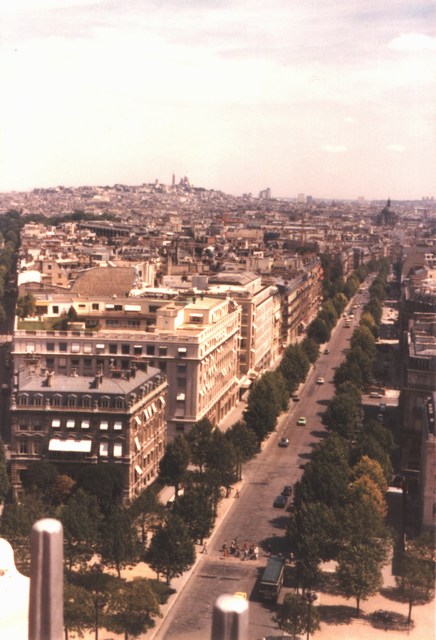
[0,1,435,200]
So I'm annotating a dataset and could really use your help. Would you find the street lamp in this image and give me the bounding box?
[304,590,318,640]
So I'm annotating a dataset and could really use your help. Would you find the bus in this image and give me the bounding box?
[258,556,286,602]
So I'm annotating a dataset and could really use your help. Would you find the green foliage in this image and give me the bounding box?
[307,317,330,344]
[21,460,58,503]
[76,463,124,515]
[60,490,102,571]
[351,419,394,479]
[350,325,376,356]
[205,429,237,489]
[147,515,195,585]
[104,578,161,638]
[244,371,286,442]
[288,500,340,567]
[64,581,95,639]
[186,417,214,472]
[322,392,362,439]
[301,337,319,364]
[396,533,435,623]
[225,421,258,479]
[276,593,320,639]
[99,505,140,577]
[318,300,338,328]
[279,344,310,392]
[172,486,215,543]
[159,435,191,495]
[16,291,36,319]
[336,542,388,614]
[344,274,360,299]
[351,456,388,494]
[364,296,382,324]
[0,438,10,501]
[129,488,164,545]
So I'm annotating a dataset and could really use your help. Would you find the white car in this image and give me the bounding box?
[316,377,325,385]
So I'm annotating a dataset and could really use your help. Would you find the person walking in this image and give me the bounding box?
[202,542,207,554]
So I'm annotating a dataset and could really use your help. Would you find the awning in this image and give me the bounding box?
[51,419,61,428]
[125,305,141,312]
[49,439,91,453]
[134,436,141,451]
[159,395,166,407]
[66,420,75,429]
[178,347,187,354]
[96,344,105,349]
[135,465,143,475]
[114,421,122,430]
[81,420,90,429]
[100,421,108,430]
[135,415,141,425]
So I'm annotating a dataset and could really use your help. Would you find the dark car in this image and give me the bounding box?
[273,495,287,508]
[278,437,289,448]
[281,485,292,497]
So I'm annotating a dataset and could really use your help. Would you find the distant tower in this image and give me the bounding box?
[172,173,176,187]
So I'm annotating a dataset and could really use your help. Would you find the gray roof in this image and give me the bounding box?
[70,266,136,297]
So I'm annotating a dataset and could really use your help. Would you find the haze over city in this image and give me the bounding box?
[1,0,435,200]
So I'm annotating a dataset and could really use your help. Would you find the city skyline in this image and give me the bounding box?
[1,0,435,200]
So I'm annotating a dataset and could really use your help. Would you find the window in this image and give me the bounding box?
[121,344,130,355]
[71,344,80,353]
[107,319,119,326]
[71,359,79,367]
[58,357,67,367]
[176,393,186,401]
[178,347,187,355]
[46,358,54,368]
[81,420,90,429]
[46,342,55,351]
[134,436,141,451]
[127,320,140,327]
[115,398,124,409]
[67,396,76,407]
[33,424,41,431]
[82,396,91,408]
[176,424,186,433]
[159,362,167,373]
[84,359,92,368]
[96,344,105,351]
[83,345,92,354]
[146,345,155,356]
[114,421,122,431]
[100,421,108,430]
[100,397,109,409]
[19,441,29,454]
[19,424,27,431]
[52,419,61,428]
[92,303,99,310]
[59,343,67,352]
[133,345,142,355]
[113,443,123,457]
[177,364,187,374]
[53,305,59,314]
[149,305,158,313]
[32,442,40,455]
[52,395,61,406]
[34,395,42,406]
[66,419,75,429]
[114,305,122,311]
[159,346,167,356]
[109,344,118,354]
[99,442,109,457]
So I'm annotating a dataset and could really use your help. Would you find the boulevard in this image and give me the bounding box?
[154,303,362,640]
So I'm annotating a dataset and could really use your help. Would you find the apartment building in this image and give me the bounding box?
[10,364,167,504]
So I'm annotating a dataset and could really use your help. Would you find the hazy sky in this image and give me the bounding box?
[1,1,435,199]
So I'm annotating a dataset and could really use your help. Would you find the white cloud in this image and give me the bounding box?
[388,32,436,52]
[322,145,348,154]
[386,144,406,153]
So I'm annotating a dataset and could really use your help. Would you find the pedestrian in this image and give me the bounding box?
[235,489,240,498]
[202,542,207,554]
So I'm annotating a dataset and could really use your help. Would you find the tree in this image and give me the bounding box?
[99,506,139,578]
[276,593,320,639]
[279,344,310,391]
[158,435,191,496]
[301,337,319,364]
[204,429,237,492]
[0,437,10,502]
[129,488,164,545]
[350,325,376,356]
[360,311,378,337]
[307,317,330,344]
[336,542,388,615]
[21,460,58,503]
[396,533,435,624]
[244,371,286,442]
[318,300,338,328]
[351,456,388,494]
[16,291,36,319]
[225,421,258,480]
[345,345,374,387]
[105,578,161,639]
[172,486,215,544]
[186,417,214,473]
[147,515,195,585]
[322,393,362,440]
[64,581,94,640]
[76,463,124,516]
[61,490,102,572]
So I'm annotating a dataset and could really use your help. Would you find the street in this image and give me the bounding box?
[154,304,360,640]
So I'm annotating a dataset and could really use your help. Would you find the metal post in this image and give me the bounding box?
[211,594,249,640]
[29,518,63,640]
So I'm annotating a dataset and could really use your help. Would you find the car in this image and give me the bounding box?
[282,485,292,497]
[278,437,289,448]
[273,495,287,508]
[369,391,383,398]
[379,402,387,412]
[316,377,325,385]
[297,416,307,426]
[323,348,330,354]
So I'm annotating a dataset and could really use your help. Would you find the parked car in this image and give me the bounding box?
[278,437,290,448]
[316,377,325,385]
[282,485,292,497]
[273,495,287,508]
[297,416,307,426]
